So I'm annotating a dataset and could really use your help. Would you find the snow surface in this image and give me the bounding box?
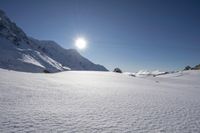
[0,69,200,133]
[124,70,168,77]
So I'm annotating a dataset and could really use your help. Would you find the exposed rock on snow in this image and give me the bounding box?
[193,64,200,70]
[183,64,200,71]
[113,67,122,73]
[184,66,192,71]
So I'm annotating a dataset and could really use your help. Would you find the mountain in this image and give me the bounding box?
[30,38,108,71]
[0,9,108,73]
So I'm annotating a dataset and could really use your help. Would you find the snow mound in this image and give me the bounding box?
[124,70,167,77]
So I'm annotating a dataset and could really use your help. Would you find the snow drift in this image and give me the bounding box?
[0,69,200,132]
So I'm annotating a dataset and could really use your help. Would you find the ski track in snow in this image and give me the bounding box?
[0,69,200,133]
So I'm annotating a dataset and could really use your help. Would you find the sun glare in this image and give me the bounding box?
[75,37,87,50]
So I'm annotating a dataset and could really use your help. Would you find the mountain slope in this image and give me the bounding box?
[0,9,108,72]
[30,38,108,71]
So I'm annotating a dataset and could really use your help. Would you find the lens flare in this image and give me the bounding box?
[75,37,87,49]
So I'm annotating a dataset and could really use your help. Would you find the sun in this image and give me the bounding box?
[75,37,87,50]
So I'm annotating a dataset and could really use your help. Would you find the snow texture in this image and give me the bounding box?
[0,69,200,133]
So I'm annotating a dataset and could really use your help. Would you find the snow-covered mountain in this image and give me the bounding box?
[30,38,108,71]
[0,9,108,73]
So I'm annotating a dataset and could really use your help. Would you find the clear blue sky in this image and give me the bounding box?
[1,0,200,72]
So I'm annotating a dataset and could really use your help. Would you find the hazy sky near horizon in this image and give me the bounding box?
[1,0,200,72]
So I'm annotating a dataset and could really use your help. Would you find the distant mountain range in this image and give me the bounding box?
[0,9,108,73]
